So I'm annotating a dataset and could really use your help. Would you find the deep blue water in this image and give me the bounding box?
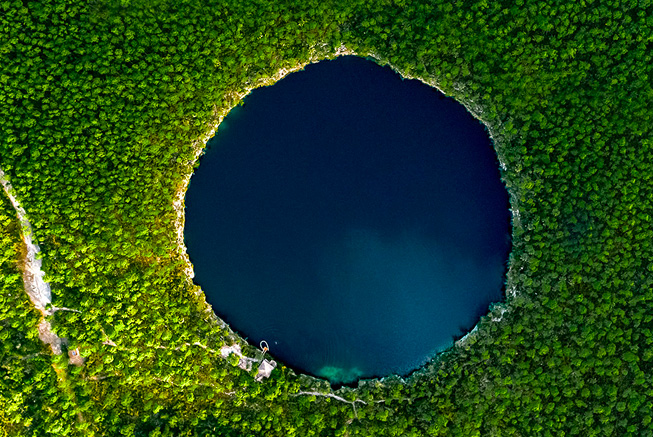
[185,56,510,385]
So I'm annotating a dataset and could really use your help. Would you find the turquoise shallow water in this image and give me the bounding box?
[185,56,511,385]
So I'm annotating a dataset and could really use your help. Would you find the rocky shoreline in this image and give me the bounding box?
[170,46,518,400]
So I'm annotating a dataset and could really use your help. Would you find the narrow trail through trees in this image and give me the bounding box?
[0,167,65,355]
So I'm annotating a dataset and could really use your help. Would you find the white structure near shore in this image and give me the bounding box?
[255,359,277,382]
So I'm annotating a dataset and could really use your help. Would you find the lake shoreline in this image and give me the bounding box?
[172,45,521,395]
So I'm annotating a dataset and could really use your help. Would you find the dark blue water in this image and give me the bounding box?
[185,56,510,385]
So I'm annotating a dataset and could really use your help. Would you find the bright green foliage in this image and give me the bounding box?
[0,192,70,435]
[0,0,652,435]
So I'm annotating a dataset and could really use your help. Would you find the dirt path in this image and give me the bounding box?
[291,390,370,419]
[0,167,65,355]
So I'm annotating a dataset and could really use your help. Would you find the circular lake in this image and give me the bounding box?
[185,56,511,385]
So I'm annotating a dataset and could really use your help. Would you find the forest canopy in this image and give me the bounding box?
[0,0,651,435]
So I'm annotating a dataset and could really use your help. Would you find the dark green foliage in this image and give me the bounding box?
[1,0,651,435]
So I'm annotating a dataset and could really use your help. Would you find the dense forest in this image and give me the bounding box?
[1,0,652,435]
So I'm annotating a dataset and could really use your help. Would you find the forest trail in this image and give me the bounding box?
[291,391,370,419]
[292,391,368,406]
[0,167,65,355]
